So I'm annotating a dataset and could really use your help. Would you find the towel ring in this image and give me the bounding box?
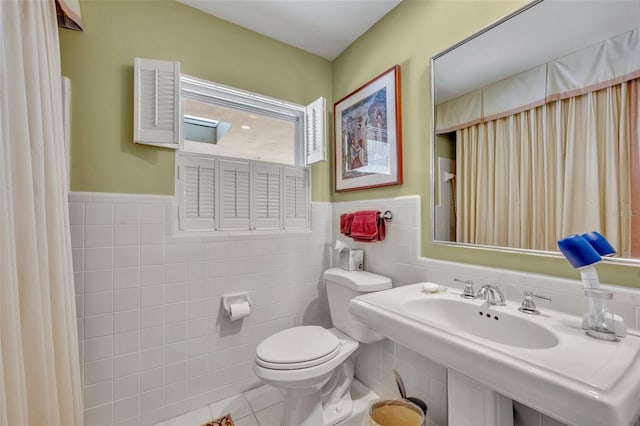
[382,211,393,222]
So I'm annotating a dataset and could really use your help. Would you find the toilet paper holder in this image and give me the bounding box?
[222,292,253,317]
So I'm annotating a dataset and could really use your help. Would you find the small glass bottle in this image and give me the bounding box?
[584,289,617,341]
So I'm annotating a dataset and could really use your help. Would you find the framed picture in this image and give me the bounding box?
[334,65,402,192]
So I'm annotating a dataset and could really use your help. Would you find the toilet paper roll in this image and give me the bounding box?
[228,301,251,321]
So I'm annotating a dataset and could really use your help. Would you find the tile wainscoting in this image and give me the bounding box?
[70,192,640,426]
[70,192,333,425]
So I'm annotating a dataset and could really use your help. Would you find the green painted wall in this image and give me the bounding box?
[59,0,332,201]
[331,0,639,287]
[60,0,638,286]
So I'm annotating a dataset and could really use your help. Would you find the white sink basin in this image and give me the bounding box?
[349,284,640,426]
[402,298,559,349]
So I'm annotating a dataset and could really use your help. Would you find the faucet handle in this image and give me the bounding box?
[518,291,552,315]
[454,278,476,299]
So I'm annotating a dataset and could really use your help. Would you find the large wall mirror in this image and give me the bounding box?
[430,0,640,263]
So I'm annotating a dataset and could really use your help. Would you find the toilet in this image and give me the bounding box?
[254,268,392,426]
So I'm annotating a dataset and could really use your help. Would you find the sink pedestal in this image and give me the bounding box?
[448,370,514,426]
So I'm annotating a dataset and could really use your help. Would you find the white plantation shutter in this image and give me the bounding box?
[178,156,215,230]
[305,96,326,165]
[134,57,180,148]
[252,164,282,229]
[219,160,250,230]
[176,155,310,232]
[284,167,309,229]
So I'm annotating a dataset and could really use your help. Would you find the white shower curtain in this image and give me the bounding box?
[0,1,83,425]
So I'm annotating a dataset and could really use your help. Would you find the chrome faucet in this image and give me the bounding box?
[454,278,476,299]
[476,284,506,306]
[518,291,551,315]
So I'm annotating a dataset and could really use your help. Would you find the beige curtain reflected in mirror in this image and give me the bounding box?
[0,0,83,425]
[456,79,639,258]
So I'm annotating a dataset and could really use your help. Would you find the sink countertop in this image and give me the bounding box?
[349,283,640,426]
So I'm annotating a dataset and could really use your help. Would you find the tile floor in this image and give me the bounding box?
[156,385,290,426]
[156,379,380,426]
[156,385,284,426]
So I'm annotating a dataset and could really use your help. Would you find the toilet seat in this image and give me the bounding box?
[256,326,341,370]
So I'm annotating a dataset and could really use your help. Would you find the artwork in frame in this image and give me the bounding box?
[334,65,402,192]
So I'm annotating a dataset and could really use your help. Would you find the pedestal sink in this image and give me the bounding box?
[402,298,559,349]
[349,283,640,426]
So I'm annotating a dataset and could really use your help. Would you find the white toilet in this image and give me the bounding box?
[254,268,392,426]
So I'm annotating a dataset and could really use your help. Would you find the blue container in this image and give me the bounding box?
[582,231,616,257]
[557,234,602,269]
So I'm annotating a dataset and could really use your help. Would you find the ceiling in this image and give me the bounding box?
[434,0,640,104]
[177,0,403,60]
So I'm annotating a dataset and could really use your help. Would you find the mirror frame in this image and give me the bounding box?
[428,0,640,266]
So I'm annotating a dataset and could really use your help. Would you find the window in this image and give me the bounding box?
[183,98,296,164]
[133,57,325,232]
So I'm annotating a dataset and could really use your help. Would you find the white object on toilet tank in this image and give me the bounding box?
[323,268,392,344]
[339,248,364,271]
[334,240,364,271]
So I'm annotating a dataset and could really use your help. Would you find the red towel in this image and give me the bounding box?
[340,213,354,236]
[350,210,385,242]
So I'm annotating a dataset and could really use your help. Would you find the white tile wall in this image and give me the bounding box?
[72,192,640,426]
[333,195,640,426]
[71,192,332,426]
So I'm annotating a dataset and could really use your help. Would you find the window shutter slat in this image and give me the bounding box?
[220,160,250,230]
[252,164,282,229]
[178,156,309,232]
[305,96,326,165]
[198,168,215,218]
[179,155,215,230]
[284,167,309,229]
[184,165,200,218]
[134,57,180,148]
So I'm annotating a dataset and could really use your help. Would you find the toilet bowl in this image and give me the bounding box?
[255,327,358,426]
[254,268,392,426]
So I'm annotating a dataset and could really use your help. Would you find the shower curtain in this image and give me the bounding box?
[0,0,83,424]
[456,80,635,256]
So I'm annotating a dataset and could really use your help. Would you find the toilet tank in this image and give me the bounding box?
[323,268,392,344]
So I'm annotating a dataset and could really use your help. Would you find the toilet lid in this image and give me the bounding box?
[256,326,341,370]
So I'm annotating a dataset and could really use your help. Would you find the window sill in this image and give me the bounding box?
[165,227,313,244]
